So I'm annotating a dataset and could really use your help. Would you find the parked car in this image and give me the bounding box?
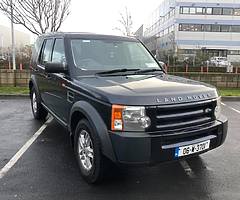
[209,57,231,67]
[29,32,228,183]
[0,55,6,61]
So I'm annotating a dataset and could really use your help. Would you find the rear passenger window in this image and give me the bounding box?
[40,39,53,64]
[52,39,66,63]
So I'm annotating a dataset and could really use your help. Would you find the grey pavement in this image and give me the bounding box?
[0,98,240,200]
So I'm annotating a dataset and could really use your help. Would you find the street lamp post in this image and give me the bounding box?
[10,0,16,70]
[0,34,3,58]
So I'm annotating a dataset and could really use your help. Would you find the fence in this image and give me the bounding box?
[170,72,240,88]
[0,69,239,88]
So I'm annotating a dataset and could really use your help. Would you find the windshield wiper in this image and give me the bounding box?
[134,68,163,75]
[96,68,140,76]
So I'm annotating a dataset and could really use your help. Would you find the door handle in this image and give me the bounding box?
[33,68,40,72]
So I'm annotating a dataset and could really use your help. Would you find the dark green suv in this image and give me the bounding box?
[29,32,228,183]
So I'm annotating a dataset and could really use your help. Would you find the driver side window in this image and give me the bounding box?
[52,39,66,63]
[39,39,53,65]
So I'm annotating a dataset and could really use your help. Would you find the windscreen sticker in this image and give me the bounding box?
[146,63,157,68]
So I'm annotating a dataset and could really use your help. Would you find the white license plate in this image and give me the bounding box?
[175,140,210,158]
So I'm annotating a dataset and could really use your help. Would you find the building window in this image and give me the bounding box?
[182,7,190,14]
[203,24,211,32]
[189,7,196,14]
[193,24,202,31]
[206,8,213,15]
[180,6,239,16]
[179,24,240,33]
[234,8,240,16]
[179,24,189,31]
[211,24,221,32]
[221,25,230,32]
[228,50,240,55]
[196,7,203,14]
[231,25,240,32]
[212,8,222,15]
[223,8,233,15]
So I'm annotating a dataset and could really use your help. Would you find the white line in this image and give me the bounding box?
[180,160,196,178]
[221,102,240,114]
[0,117,53,179]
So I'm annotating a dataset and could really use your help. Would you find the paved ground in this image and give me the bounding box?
[0,98,240,200]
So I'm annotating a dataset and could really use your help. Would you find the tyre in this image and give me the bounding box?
[74,119,109,184]
[30,87,48,120]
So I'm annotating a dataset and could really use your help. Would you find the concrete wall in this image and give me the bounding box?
[0,69,30,87]
[0,69,239,88]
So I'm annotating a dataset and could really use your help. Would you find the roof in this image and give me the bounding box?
[38,32,138,41]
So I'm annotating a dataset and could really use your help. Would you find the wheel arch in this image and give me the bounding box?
[69,101,116,162]
[29,75,40,97]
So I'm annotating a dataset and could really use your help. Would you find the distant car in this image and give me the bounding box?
[158,60,166,68]
[0,55,6,61]
[209,57,231,67]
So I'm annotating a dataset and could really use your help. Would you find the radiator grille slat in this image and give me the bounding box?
[147,100,216,133]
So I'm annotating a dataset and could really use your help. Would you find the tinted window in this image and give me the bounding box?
[40,39,53,64]
[52,39,66,63]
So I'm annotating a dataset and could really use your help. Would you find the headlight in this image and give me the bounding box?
[111,105,151,131]
[214,97,221,119]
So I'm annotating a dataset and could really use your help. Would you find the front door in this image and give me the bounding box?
[45,38,70,122]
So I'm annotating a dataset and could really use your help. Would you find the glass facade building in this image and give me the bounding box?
[137,0,240,62]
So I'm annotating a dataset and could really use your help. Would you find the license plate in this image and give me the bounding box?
[175,140,210,158]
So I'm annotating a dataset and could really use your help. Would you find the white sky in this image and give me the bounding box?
[0,0,162,38]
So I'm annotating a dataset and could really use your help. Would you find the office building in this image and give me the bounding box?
[136,0,240,62]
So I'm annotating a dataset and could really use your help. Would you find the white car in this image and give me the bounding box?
[209,57,231,67]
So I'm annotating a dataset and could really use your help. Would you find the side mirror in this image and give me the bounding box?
[45,62,68,73]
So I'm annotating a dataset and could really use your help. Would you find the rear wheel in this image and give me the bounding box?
[30,87,48,120]
[74,119,109,184]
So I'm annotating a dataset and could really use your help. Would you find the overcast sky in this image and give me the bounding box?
[0,0,162,37]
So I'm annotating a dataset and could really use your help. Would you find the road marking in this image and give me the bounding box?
[221,103,240,114]
[0,117,53,179]
[180,160,196,178]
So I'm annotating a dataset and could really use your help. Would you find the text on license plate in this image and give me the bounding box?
[175,140,210,158]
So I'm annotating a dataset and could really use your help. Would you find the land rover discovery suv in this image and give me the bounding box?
[29,32,228,183]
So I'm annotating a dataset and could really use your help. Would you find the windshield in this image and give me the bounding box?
[70,39,160,72]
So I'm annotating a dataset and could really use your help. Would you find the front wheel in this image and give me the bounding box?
[30,87,48,120]
[74,119,109,184]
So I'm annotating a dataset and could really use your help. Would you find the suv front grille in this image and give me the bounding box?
[146,100,216,133]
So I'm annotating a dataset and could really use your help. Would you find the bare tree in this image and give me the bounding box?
[114,7,133,36]
[0,0,71,35]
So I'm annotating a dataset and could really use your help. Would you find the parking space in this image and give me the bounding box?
[0,98,240,200]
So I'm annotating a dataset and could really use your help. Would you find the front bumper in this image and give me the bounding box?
[109,115,228,165]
